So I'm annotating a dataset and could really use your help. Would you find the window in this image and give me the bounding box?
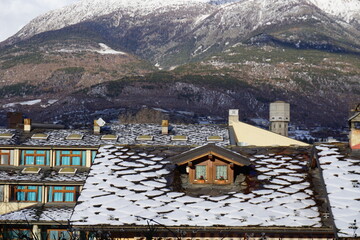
[21,150,49,166]
[47,230,70,240]
[0,150,11,165]
[56,150,86,166]
[1,229,31,240]
[195,165,206,180]
[48,186,78,202]
[91,150,97,163]
[0,185,3,202]
[10,185,42,202]
[216,165,228,180]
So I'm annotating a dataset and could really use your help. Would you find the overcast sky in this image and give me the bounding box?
[0,0,80,42]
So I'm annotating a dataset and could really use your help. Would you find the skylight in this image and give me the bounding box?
[59,167,77,174]
[207,136,223,141]
[31,133,49,140]
[22,167,41,174]
[66,134,83,140]
[171,135,188,141]
[101,135,118,140]
[136,135,154,141]
[0,133,14,139]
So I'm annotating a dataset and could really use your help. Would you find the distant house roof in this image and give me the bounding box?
[348,111,360,122]
[315,144,360,238]
[5,124,230,147]
[169,143,251,166]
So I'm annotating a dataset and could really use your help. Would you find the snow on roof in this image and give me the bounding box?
[0,129,19,145]
[316,144,360,237]
[0,206,73,222]
[0,167,88,183]
[20,124,229,147]
[71,145,323,228]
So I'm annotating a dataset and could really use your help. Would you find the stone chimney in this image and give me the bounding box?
[94,120,100,135]
[228,109,239,125]
[162,120,169,135]
[269,101,290,137]
[24,118,31,132]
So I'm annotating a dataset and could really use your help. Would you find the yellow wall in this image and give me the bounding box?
[0,202,36,215]
[350,129,360,149]
[230,121,309,147]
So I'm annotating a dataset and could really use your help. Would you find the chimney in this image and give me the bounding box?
[24,118,31,132]
[162,120,169,135]
[228,109,239,125]
[7,112,23,129]
[94,120,101,135]
[269,101,290,137]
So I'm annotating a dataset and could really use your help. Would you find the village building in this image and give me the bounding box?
[0,103,358,240]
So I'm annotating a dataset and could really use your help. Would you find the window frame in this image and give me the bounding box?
[215,165,228,180]
[47,229,71,240]
[0,150,11,165]
[56,150,84,166]
[48,186,78,203]
[10,185,42,202]
[21,150,48,166]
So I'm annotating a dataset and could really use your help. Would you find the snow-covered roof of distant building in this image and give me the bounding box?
[315,144,360,238]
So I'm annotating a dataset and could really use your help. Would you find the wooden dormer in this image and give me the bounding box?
[170,144,250,184]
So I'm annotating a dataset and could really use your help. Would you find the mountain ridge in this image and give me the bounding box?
[0,0,359,129]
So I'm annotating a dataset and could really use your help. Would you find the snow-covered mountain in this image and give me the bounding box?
[5,0,360,46]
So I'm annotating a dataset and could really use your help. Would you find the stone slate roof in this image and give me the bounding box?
[6,124,229,147]
[0,167,88,183]
[0,205,74,223]
[170,143,251,166]
[70,145,328,230]
[0,129,19,145]
[316,144,360,238]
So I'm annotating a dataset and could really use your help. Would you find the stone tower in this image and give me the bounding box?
[269,101,290,137]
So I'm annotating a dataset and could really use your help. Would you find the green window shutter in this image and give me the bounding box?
[82,151,87,166]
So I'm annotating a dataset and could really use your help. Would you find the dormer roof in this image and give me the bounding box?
[170,143,251,166]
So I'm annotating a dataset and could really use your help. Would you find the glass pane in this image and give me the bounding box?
[216,165,227,180]
[0,185,3,202]
[62,156,70,165]
[54,192,63,201]
[49,230,59,240]
[72,157,81,165]
[65,186,74,190]
[36,150,45,154]
[65,192,74,202]
[54,186,63,190]
[36,156,45,165]
[25,156,34,165]
[17,192,25,201]
[72,151,81,155]
[27,186,37,190]
[195,165,206,179]
[25,150,34,154]
[1,155,9,165]
[62,151,70,155]
[27,192,36,201]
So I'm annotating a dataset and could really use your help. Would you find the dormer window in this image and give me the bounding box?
[171,144,251,185]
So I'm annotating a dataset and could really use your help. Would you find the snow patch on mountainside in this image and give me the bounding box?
[307,0,360,22]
